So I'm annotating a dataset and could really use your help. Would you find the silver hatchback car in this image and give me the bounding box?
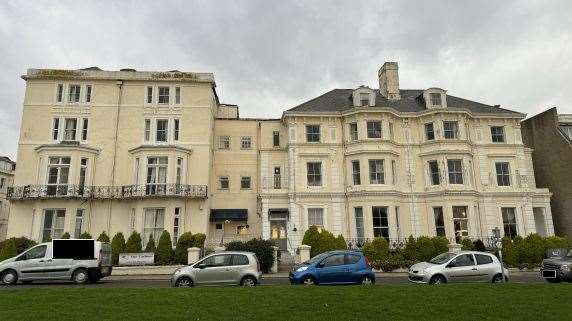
[171,251,262,287]
[408,251,509,284]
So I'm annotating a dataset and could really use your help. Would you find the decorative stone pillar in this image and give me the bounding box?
[448,243,462,253]
[187,247,201,264]
[270,246,279,273]
[298,245,311,263]
[214,246,226,253]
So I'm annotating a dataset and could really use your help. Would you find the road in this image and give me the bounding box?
[0,271,546,289]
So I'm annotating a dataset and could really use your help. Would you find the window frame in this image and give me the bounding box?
[241,136,252,149]
[368,159,385,184]
[425,122,435,141]
[219,136,231,150]
[307,208,324,228]
[501,207,518,239]
[428,160,440,185]
[372,206,389,240]
[490,126,505,143]
[433,207,445,236]
[430,93,442,106]
[143,208,165,246]
[305,125,321,143]
[366,121,382,139]
[306,162,322,187]
[240,176,251,189]
[447,159,464,185]
[495,162,511,187]
[273,131,280,147]
[219,176,230,190]
[158,86,170,104]
[349,122,358,141]
[443,121,459,139]
[351,160,361,185]
[155,119,169,142]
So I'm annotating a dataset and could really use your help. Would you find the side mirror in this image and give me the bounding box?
[197,263,207,269]
[317,262,325,268]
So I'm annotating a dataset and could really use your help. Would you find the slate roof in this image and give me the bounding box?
[287,89,523,116]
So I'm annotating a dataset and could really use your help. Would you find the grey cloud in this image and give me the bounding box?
[1,0,571,159]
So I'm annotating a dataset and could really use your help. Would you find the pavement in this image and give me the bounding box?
[0,271,546,289]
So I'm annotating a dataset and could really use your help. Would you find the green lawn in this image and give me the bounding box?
[0,284,570,321]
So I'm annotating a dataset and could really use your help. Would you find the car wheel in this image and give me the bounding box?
[175,277,193,287]
[72,268,89,284]
[1,270,18,285]
[430,275,446,285]
[302,275,316,286]
[241,276,257,287]
[492,274,507,283]
[360,276,375,285]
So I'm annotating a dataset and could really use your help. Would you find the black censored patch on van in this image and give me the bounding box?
[53,240,95,260]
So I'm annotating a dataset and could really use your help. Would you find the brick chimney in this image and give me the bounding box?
[378,62,400,100]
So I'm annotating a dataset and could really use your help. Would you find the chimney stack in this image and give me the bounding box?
[378,62,400,100]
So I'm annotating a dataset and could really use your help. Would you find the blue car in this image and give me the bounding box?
[289,250,375,285]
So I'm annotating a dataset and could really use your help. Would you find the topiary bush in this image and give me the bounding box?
[111,232,126,265]
[362,237,389,262]
[415,236,436,262]
[125,232,143,253]
[192,233,206,248]
[403,235,417,261]
[473,239,486,251]
[79,232,92,239]
[501,236,517,267]
[301,226,339,257]
[520,234,545,266]
[60,232,71,239]
[174,232,194,264]
[97,231,110,243]
[226,238,275,273]
[461,238,474,250]
[431,236,449,257]
[155,231,173,265]
[145,235,156,252]
[302,226,322,257]
[0,238,17,261]
[334,234,347,250]
[0,237,37,255]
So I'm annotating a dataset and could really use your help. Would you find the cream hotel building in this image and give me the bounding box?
[7,62,555,253]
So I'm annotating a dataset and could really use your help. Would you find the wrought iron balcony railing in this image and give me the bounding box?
[7,184,208,200]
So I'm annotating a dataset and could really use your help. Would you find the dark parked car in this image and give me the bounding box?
[289,250,375,285]
[541,249,572,283]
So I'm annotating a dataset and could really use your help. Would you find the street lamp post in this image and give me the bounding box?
[492,227,505,283]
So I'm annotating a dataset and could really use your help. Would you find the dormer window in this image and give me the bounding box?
[360,93,370,107]
[353,86,375,107]
[430,93,441,106]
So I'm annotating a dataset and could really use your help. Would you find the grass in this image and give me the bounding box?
[0,284,570,321]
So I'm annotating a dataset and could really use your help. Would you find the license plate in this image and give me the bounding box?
[542,270,556,278]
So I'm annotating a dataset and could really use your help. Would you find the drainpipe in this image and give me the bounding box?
[107,80,124,232]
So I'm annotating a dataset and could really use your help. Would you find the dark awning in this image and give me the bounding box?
[210,209,248,222]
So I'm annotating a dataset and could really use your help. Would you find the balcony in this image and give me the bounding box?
[261,176,289,190]
[7,184,208,200]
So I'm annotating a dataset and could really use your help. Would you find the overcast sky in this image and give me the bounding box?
[1,0,571,160]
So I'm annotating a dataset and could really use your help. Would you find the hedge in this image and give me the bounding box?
[0,238,17,261]
[362,237,389,262]
[155,231,173,265]
[145,235,156,252]
[125,232,143,253]
[499,234,570,268]
[60,232,71,239]
[301,226,346,257]
[97,231,111,243]
[0,237,36,255]
[174,232,206,264]
[226,238,275,273]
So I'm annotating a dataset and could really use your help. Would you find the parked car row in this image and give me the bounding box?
[4,241,570,286]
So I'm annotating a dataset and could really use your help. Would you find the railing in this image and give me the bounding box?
[346,236,501,251]
[7,184,208,200]
[261,176,289,190]
[205,234,256,248]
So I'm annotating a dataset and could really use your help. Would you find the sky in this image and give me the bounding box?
[1,0,571,160]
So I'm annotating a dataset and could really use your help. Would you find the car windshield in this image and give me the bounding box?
[429,252,456,264]
[305,252,330,265]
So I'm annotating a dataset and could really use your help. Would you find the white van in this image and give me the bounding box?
[0,239,112,285]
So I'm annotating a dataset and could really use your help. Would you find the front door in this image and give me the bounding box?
[270,219,287,251]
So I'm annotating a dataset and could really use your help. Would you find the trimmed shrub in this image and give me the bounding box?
[125,232,143,253]
[226,238,275,273]
[1,237,37,255]
[415,236,436,262]
[155,231,173,265]
[60,232,71,239]
[79,232,92,239]
[145,235,156,252]
[501,237,517,267]
[461,238,474,251]
[334,234,347,250]
[0,238,17,261]
[473,239,486,252]
[362,237,389,262]
[192,233,206,248]
[403,235,417,261]
[301,226,339,257]
[174,232,194,264]
[520,234,545,266]
[111,232,126,265]
[302,226,322,257]
[97,231,111,243]
[431,236,449,257]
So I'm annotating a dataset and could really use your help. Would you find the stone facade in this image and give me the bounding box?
[0,156,15,240]
[6,63,555,253]
[521,107,572,240]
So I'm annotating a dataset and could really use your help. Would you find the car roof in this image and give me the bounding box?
[457,251,495,255]
[323,250,363,255]
[210,251,255,255]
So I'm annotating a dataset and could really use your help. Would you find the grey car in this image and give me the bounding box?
[171,251,262,287]
[541,249,572,282]
[408,251,509,284]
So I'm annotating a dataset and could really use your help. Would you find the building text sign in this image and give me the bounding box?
[118,252,155,266]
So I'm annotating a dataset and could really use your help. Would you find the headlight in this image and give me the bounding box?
[562,264,570,271]
[296,266,308,272]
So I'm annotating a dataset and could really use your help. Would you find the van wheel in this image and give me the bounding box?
[175,277,193,287]
[1,269,18,285]
[430,275,446,285]
[72,269,89,284]
[302,275,316,285]
[360,276,375,285]
[241,276,257,287]
[492,274,506,283]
